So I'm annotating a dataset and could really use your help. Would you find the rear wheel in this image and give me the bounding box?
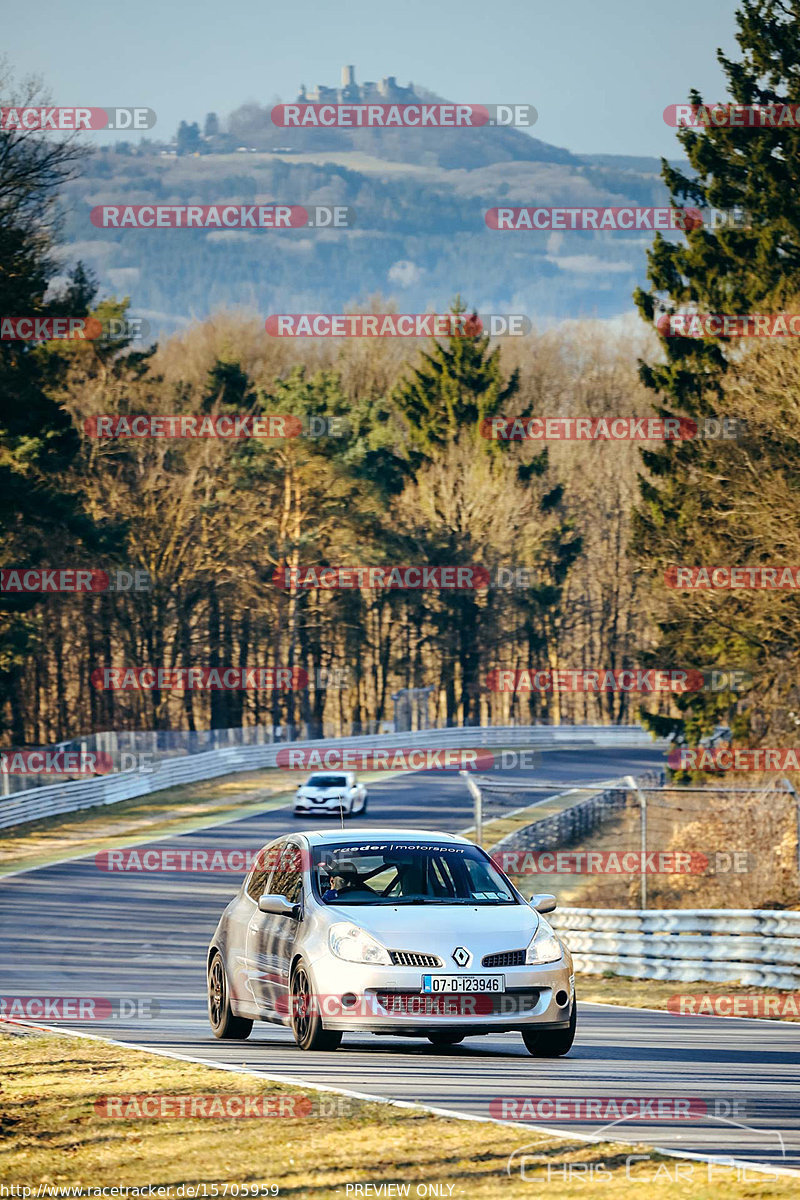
[427,1032,464,1047]
[290,963,342,1051]
[208,952,253,1040]
[522,999,576,1057]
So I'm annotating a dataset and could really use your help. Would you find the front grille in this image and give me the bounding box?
[389,950,443,968]
[375,990,540,1016]
[482,949,526,968]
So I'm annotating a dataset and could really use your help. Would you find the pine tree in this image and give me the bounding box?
[633,0,800,747]
[392,298,527,464]
[0,71,109,739]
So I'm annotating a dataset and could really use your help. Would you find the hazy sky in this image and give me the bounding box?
[5,0,742,158]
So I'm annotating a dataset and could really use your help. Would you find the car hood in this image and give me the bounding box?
[324,902,541,953]
[299,786,345,796]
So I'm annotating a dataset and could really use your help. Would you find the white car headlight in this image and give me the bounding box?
[328,922,391,965]
[525,918,562,965]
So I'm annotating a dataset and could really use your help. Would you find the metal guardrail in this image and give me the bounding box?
[550,907,800,988]
[0,724,661,830]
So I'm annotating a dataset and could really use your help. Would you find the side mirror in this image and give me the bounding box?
[530,893,557,914]
[258,894,299,918]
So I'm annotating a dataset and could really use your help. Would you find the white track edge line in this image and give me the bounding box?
[0,1017,796,1179]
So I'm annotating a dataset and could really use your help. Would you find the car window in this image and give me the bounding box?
[246,851,273,901]
[312,842,517,905]
[269,841,303,903]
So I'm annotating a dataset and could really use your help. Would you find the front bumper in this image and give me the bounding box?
[293,800,351,815]
[307,955,574,1033]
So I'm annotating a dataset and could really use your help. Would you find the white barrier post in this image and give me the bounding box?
[624,775,647,910]
[460,770,483,848]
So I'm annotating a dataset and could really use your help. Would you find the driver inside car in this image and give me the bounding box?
[321,860,373,902]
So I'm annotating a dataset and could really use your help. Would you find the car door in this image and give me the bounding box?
[245,837,304,1018]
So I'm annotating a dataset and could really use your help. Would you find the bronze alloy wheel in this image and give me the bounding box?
[290,963,342,1051]
[208,951,253,1040]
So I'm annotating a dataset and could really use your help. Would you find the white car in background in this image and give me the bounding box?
[293,771,368,819]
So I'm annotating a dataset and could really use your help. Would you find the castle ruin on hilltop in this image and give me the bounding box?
[298,66,416,105]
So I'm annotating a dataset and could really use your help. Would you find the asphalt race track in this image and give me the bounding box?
[2,747,799,1174]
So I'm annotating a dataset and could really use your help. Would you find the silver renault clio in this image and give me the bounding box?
[207,828,576,1055]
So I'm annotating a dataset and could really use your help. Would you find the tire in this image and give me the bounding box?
[427,1032,464,1047]
[522,999,576,1057]
[208,951,253,1040]
[290,962,342,1051]
[360,793,368,815]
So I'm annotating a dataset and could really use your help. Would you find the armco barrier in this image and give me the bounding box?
[550,907,800,988]
[0,724,662,830]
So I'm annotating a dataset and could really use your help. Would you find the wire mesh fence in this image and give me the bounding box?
[468,772,799,910]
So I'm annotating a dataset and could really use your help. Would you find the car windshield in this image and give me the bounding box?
[307,775,347,788]
[311,840,518,905]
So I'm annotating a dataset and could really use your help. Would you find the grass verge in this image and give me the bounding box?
[0,1029,793,1196]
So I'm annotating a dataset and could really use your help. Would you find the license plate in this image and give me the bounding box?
[421,974,505,993]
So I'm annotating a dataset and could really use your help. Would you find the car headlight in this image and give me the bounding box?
[328,922,391,965]
[525,918,562,965]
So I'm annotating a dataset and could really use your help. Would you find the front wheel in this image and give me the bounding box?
[208,951,253,1040]
[290,963,342,1051]
[522,1000,576,1057]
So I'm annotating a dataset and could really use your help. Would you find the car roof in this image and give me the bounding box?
[299,828,470,846]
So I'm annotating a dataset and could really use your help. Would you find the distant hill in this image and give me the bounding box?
[58,83,683,340]
[219,98,580,170]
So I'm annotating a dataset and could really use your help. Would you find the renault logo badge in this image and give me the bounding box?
[452,946,470,966]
